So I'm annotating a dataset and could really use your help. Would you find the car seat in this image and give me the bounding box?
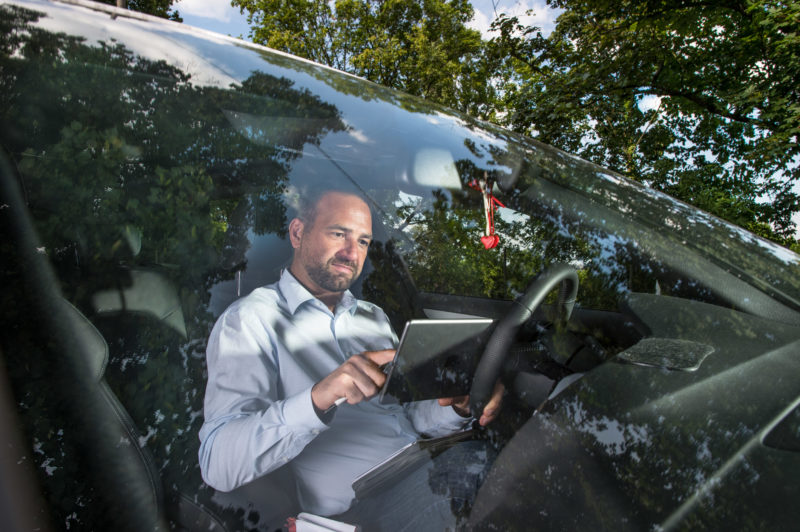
[65,298,230,530]
[0,147,228,531]
[87,268,301,531]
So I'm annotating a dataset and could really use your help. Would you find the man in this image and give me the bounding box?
[199,189,502,527]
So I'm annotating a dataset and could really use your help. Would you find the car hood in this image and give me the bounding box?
[470,293,800,530]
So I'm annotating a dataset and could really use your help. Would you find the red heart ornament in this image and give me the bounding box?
[481,234,499,249]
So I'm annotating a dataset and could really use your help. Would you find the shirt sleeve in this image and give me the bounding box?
[198,304,328,492]
[404,399,473,437]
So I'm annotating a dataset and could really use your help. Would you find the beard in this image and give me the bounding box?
[305,256,360,292]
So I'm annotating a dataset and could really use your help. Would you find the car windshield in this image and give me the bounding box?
[4,1,798,315]
[2,1,800,531]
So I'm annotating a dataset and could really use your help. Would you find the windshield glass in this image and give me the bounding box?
[2,1,800,530]
[6,1,798,315]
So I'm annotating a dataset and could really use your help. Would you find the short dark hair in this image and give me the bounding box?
[297,188,371,228]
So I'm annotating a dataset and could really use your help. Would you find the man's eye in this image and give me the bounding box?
[360,240,370,247]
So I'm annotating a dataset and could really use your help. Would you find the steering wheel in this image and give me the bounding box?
[469,263,579,416]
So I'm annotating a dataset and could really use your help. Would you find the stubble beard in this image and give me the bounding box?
[306,257,359,293]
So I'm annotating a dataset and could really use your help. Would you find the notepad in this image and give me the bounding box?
[351,429,475,498]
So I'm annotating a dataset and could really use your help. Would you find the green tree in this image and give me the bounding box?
[96,0,182,21]
[233,0,498,119]
[488,0,800,247]
[1,5,345,527]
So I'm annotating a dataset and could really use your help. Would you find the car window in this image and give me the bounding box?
[2,1,800,530]
[1,4,342,527]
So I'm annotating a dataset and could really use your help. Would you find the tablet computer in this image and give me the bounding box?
[379,318,495,403]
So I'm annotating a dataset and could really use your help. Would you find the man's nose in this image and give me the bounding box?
[338,237,360,260]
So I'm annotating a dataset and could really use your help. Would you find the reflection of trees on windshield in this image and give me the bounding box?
[248,45,444,116]
[522,141,800,305]
[1,5,344,527]
[389,156,717,314]
[393,189,539,300]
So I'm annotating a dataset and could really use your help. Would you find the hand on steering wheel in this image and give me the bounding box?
[469,264,578,417]
[439,380,505,426]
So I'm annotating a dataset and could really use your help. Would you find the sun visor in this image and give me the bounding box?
[222,109,341,151]
[411,148,463,190]
[397,143,526,195]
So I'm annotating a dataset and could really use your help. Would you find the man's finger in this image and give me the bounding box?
[479,381,505,426]
[438,396,467,407]
[486,381,504,408]
[363,349,395,367]
[312,353,391,410]
[347,352,391,387]
[340,358,386,396]
[438,396,470,417]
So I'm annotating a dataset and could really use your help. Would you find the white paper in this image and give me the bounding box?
[296,512,359,532]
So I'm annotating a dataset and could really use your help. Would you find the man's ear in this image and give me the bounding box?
[288,218,304,249]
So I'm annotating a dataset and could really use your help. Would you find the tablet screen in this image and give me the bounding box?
[379,318,495,403]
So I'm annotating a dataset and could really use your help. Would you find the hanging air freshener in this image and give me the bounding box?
[470,175,505,249]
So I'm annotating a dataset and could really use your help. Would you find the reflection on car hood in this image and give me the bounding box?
[471,293,800,530]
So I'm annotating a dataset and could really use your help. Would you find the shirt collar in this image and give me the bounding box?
[279,269,358,316]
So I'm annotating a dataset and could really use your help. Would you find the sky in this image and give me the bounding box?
[177,0,559,41]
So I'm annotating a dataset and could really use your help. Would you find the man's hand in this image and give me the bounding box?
[438,380,504,427]
[311,349,395,411]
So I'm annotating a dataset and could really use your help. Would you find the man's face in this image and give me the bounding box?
[290,192,373,295]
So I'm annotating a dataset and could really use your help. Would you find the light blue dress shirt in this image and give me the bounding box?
[199,270,469,515]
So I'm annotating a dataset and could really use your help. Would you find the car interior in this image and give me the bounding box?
[6,81,800,526]
[0,136,643,530]
[1,121,663,528]
[3,3,800,529]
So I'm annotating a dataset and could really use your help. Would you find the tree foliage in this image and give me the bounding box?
[488,0,800,247]
[232,0,498,119]
[1,5,344,526]
[95,0,182,21]
[232,0,799,249]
